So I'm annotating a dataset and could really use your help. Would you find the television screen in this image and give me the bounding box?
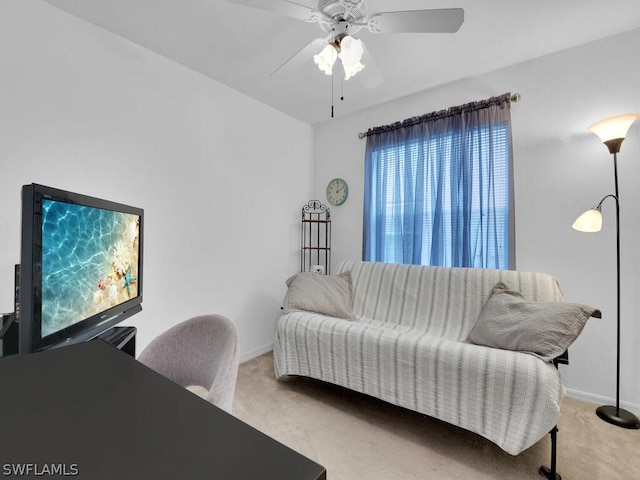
[41,199,140,337]
[19,184,143,354]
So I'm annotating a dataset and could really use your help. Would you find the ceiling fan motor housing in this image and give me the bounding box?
[319,0,366,23]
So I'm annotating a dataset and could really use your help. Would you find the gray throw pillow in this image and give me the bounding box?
[466,281,601,361]
[283,271,355,320]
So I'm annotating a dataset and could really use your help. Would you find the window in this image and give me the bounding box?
[363,96,514,269]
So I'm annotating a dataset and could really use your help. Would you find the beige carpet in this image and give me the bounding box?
[233,351,640,480]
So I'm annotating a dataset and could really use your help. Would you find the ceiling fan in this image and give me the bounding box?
[226,0,464,87]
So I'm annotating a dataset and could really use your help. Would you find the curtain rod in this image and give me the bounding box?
[357,92,522,139]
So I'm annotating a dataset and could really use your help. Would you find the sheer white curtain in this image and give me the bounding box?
[363,94,515,269]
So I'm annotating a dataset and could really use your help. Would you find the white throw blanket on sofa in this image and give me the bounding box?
[274,260,599,455]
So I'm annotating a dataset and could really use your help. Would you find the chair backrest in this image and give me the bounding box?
[137,314,239,413]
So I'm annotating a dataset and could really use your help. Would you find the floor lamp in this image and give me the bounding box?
[572,112,640,429]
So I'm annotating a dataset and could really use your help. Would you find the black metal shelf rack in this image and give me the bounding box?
[301,200,331,274]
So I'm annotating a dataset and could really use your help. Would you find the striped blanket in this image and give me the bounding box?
[274,260,566,455]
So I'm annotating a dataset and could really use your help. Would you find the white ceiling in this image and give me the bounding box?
[43,0,640,125]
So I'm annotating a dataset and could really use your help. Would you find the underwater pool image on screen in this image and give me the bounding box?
[41,199,140,338]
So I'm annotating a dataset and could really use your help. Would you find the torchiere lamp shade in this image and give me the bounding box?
[588,113,639,154]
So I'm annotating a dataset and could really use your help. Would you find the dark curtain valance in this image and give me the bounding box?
[362,93,513,139]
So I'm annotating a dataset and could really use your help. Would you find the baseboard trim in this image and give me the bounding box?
[240,343,273,364]
[566,388,640,416]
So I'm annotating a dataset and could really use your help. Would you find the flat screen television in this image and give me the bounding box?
[18,183,143,354]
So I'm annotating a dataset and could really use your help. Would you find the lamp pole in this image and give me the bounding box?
[612,151,621,416]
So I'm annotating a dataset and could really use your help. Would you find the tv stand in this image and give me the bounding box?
[1,325,137,359]
[95,326,136,357]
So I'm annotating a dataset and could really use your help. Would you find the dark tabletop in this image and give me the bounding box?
[0,340,326,480]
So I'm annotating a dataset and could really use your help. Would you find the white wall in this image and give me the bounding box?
[0,0,314,361]
[314,28,640,413]
[2,0,638,415]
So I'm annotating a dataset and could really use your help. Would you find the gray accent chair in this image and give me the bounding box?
[138,314,239,413]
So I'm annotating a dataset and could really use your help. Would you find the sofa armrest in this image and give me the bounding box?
[553,349,569,367]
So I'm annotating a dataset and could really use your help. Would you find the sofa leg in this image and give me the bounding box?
[539,425,561,480]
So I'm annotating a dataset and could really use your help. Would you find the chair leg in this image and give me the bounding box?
[539,425,561,480]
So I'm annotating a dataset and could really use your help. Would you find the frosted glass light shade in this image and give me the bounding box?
[572,208,602,232]
[343,61,365,80]
[313,44,337,75]
[588,113,639,142]
[338,36,363,65]
[338,36,365,80]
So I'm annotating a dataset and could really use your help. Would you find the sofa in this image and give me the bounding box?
[274,260,599,456]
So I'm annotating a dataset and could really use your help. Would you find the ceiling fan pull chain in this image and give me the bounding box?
[331,68,335,118]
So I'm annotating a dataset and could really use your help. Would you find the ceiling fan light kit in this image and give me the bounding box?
[313,33,365,80]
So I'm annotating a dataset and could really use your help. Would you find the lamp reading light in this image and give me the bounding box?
[572,207,602,232]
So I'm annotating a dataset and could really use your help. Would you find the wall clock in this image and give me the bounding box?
[326,178,349,206]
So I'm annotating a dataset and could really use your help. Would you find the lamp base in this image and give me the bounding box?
[539,466,561,480]
[596,405,640,429]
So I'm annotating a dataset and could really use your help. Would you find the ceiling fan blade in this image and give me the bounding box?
[367,8,464,34]
[356,42,383,89]
[271,37,329,77]
[226,0,326,23]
